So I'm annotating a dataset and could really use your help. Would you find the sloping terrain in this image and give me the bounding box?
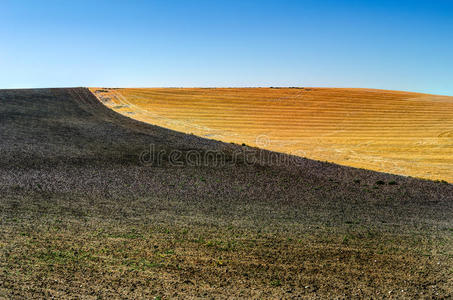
[1,88,453,298]
[91,88,453,182]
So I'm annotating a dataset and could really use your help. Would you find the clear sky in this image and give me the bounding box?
[1,0,452,95]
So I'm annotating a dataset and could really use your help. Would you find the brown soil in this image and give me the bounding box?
[0,88,452,298]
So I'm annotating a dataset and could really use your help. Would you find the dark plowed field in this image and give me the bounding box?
[1,88,452,298]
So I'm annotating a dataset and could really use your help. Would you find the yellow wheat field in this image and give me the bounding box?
[90,87,453,182]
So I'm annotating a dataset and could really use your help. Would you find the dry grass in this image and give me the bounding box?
[1,88,452,298]
[91,87,453,182]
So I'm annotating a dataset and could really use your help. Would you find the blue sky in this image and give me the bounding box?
[1,0,452,95]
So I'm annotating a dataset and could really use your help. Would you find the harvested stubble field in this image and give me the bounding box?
[1,88,453,298]
[91,87,453,183]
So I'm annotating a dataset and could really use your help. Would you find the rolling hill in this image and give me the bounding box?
[90,87,453,182]
[1,88,452,298]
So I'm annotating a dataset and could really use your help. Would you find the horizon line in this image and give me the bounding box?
[2,86,451,97]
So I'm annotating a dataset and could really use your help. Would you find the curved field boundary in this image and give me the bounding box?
[90,87,453,182]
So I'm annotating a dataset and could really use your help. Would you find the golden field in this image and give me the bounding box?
[91,87,453,182]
